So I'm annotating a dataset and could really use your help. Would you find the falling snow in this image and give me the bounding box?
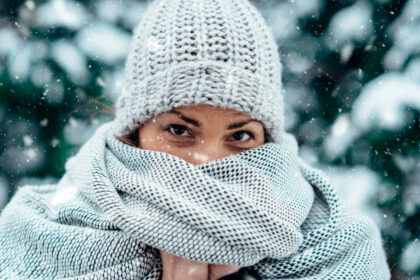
[0,0,419,277]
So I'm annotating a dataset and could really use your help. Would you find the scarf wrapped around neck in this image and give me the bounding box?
[0,121,390,279]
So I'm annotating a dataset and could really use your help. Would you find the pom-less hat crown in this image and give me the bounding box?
[112,0,284,142]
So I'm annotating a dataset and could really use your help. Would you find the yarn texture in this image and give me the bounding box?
[112,0,285,142]
[0,121,390,279]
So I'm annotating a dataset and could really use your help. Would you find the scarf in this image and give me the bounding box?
[0,120,390,279]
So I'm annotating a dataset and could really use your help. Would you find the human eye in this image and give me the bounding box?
[164,124,191,137]
[229,130,255,142]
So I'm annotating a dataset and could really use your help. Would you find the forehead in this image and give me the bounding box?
[155,108,264,131]
[170,104,249,116]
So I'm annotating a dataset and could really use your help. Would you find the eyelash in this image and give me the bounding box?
[163,124,255,141]
[164,124,191,137]
[230,130,255,141]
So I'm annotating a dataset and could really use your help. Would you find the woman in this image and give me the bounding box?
[0,0,390,279]
[116,104,270,280]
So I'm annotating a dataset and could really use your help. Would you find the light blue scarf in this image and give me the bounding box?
[0,121,390,279]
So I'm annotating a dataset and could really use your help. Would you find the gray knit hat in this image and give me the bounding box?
[111,0,284,143]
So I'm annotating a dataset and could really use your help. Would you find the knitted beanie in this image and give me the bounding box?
[111,0,284,143]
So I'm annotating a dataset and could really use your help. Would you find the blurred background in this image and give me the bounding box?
[0,0,419,278]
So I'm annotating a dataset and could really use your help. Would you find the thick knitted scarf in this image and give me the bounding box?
[0,121,390,279]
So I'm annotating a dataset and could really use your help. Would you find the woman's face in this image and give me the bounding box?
[138,104,266,165]
[139,104,262,279]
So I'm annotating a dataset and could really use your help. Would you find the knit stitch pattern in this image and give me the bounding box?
[112,0,285,142]
[0,121,391,279]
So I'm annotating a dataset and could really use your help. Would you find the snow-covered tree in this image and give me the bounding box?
[0,0,419,278]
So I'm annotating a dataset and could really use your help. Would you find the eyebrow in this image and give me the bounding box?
[168,109,258,129]
[168,109,201,126]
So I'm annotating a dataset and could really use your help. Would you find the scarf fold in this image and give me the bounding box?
[0,121,390,279]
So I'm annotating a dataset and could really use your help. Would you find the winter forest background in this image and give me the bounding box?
[0,0,419,278]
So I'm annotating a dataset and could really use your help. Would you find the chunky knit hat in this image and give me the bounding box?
[112,0,284,142]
